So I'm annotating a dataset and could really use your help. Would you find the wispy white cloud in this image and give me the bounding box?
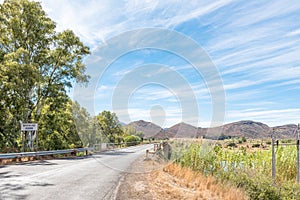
[263,79,300,89]
[39,0,236,48]
[115,107,184,128]
[163,0,235,27]
[227,1,300,28]
[223,80,254,90]
[227,108,300,126]
[286,29,300,37]
[33,0,300,126]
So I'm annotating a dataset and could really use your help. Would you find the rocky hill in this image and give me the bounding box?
[165,122,199,138]
[127,120,164,138]
[272,124,298,139]
[127,120,298,139]
[202,120,271,139]
[203,121,298,139]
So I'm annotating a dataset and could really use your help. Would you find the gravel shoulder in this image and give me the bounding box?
[115,154,162,200]
[116,153,248,200]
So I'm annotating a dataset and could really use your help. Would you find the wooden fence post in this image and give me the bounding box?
[272,128,276,184]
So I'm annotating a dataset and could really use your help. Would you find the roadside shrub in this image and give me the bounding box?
[242,137,247,143]
[281,139,292,144]
[227,142,237,148]
[218,134,232,140]
[280,181,300,200]
[124,135,141,146]
[222,170,300,200]
[252,143,260,148]
[226,170,281,200]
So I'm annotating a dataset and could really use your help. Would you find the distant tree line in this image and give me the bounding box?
[75,108,144,146]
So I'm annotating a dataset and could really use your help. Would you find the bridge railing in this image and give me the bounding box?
[0,147,94,160]
[93,141,151,152]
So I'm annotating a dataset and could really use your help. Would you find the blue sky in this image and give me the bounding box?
[26,0,300,127]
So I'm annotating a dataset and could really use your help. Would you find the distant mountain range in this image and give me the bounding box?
[125,120,298,139]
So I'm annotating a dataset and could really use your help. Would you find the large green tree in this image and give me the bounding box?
[97,111,123,143]
[0,0,90,150]
[38,99,82,150]
[123,125,144,139]
[72,101,103,147]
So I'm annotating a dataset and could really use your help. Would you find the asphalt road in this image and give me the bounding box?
[0,144,152,200]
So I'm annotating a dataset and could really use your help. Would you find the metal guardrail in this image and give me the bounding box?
[93,141,150,152]
[0,147,94,160]
[0,141,150,160]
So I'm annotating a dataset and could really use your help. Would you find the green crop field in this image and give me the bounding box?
[170,139,300,199]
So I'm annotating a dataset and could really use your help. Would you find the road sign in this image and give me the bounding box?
[21,123,38,131]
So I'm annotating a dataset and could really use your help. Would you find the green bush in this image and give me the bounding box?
[281,139,292,144]
[227,142,237,148]
[221,170,300,200]
[225,171,281,200]
[252,143,260,148]
[242,137,247,143]
[124,135,141,146]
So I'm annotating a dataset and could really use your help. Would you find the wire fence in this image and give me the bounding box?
[272,124,300,184]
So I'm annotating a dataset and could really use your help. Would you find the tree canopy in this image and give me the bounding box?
[72,101,103,147]
[123,126,144,139]
[0,0,90,151]
[97,111,123,143]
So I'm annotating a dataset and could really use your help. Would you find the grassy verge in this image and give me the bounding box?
[173,141,300,199]
[162,163,248,200]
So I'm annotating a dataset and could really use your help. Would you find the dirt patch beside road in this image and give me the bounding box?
[116,155,248,200]
[115,155,162,199]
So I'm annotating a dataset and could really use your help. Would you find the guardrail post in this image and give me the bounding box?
[36,130,39,151]
[22,131,25,152]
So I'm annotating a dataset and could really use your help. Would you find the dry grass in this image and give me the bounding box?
[117,154,248,200]
[0,156,36,165]
[148,163,249,200]
[0,154,68,165]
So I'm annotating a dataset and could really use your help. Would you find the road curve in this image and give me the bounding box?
[0,144,152,200]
